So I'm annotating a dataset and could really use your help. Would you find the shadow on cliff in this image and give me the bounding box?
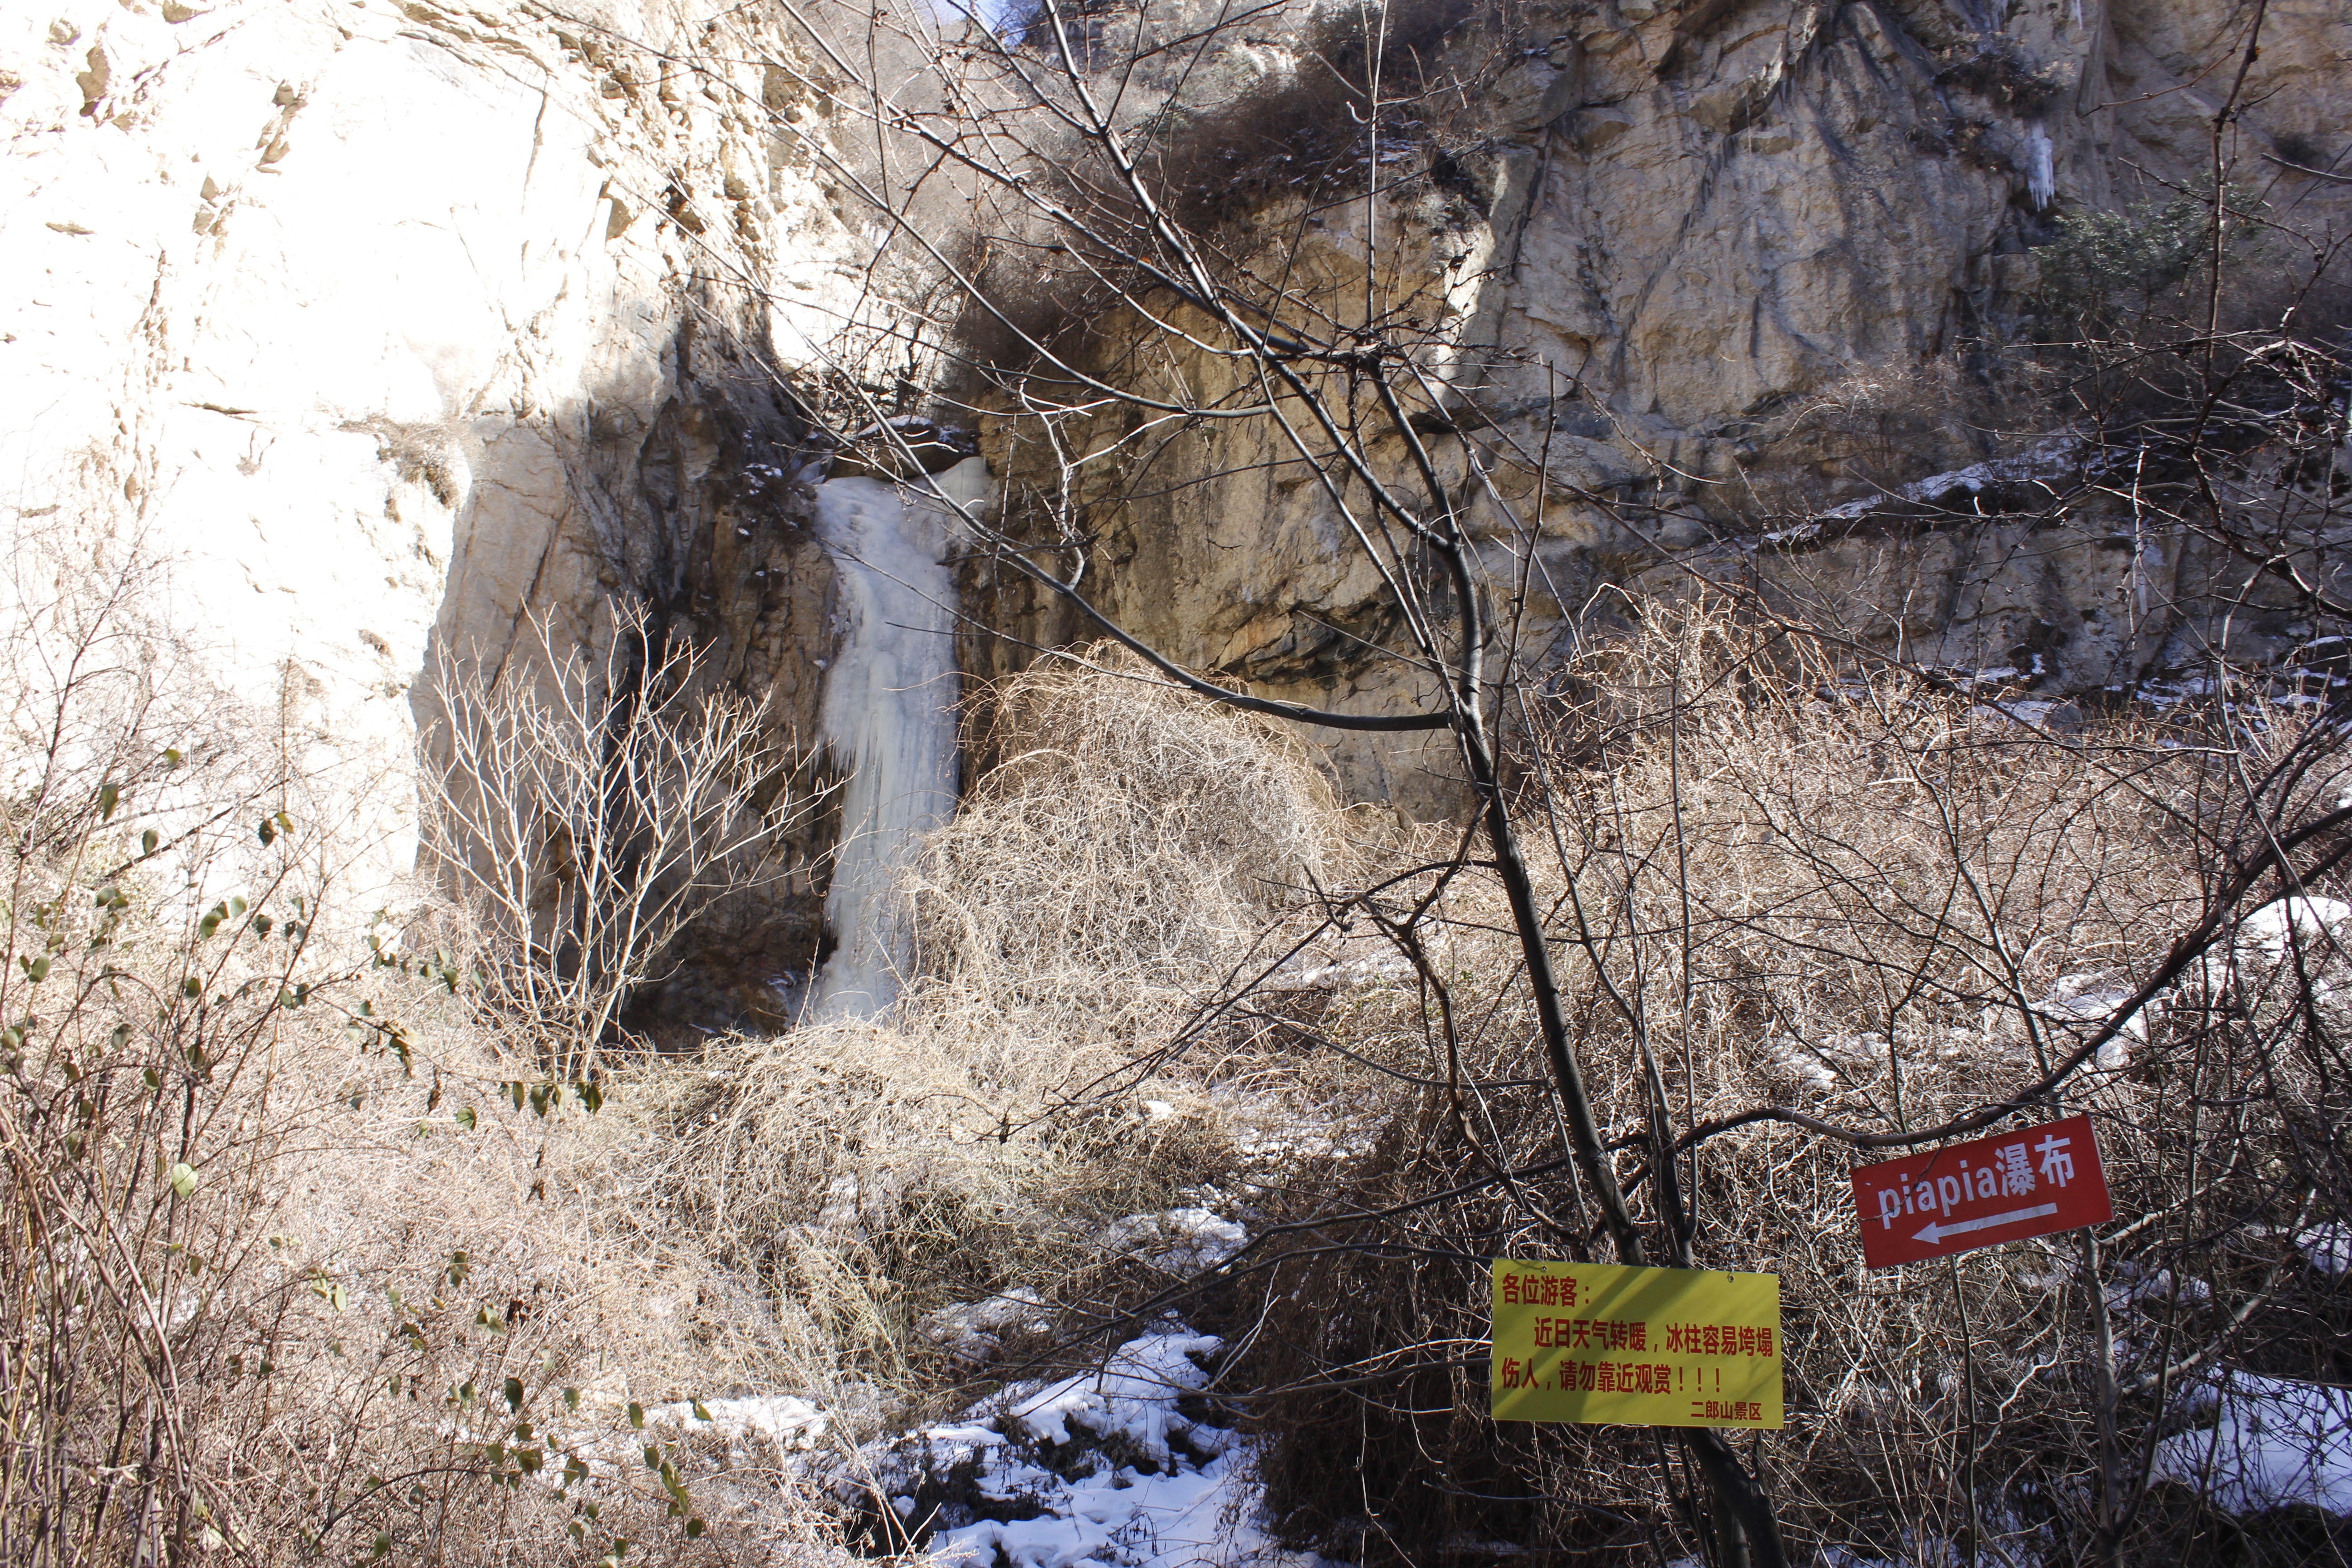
[410,307,852,1043]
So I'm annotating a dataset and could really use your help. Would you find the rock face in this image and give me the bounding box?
[1,0,859,931]
[5,0,2347,1002]
[970,0,2352,813]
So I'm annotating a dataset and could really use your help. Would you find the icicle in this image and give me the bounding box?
[2027,125,2055,211]
[806,459,989,1020]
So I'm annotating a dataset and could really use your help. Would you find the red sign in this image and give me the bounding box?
[1849,1113,2112,1269]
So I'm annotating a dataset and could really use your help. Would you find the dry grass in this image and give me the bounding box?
[909,646,1361,1039]
[0,525,854,1567]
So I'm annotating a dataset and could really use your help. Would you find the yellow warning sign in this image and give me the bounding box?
[1490,1259,1783,1429]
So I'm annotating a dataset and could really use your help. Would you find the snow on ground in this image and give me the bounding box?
[644,1392,832,1468]
[1098,1210,1250,1278]
[2298,1222,2352,1275]
[2035,974,2153,1068]
[2153,1371,2352,1515]
[921,1289,1057,1365]
[844,1325,1332,1568]
[2239,897,2352,961]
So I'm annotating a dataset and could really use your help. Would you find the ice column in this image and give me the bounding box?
[806,458,990,1019]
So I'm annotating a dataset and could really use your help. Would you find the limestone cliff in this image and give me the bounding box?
[2,0,864,1000]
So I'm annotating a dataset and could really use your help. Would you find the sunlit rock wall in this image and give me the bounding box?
[0,0,862,931]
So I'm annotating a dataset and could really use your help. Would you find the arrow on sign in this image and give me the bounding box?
[1912,1202,2059,1245]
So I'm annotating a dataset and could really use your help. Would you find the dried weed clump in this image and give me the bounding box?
[909,647,1360,1039]
[0,524,848,1566]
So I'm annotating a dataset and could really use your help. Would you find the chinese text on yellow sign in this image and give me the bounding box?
[1490,1259,1783,1429]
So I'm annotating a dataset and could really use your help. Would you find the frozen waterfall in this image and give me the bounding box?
[805,459,989,1020]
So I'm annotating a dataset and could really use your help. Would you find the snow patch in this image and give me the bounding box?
[2037,974,2152,1068]
[2297,1222,2352,1276]
[2239,897,2352,961]
[919,1288,1054,1365]
[645,1393,830,1455]
[850,1326,1332,1568]
[1098,1209,1250,1278]
[2153,1371,2352,1515]
[1775,436,2080,539]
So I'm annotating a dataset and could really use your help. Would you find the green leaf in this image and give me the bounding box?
[627,1401,645,1430]
[684,1518,705,1540]
[256,816,275,847]
[446,1250,470,1287]
[162,747,182,768]
[691,1400,711,1422]
[20,956,50,983]
[167,1161,199,1198]
[564,1387,581,1411]
[140,828,158,856]
[97,782,119,821]
[181,976,201,999]
[455,1105,477,1131]
[503,1376,525,1412]
[577,1079,605,1114]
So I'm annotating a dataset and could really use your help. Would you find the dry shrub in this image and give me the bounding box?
[909,646,1358,1039]
[641,649,1379,1416]
[1240,596,2349,1566]
[0,525,848,1566]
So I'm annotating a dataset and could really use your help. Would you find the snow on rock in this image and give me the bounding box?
[848,1326,1328,1568]
[2153,1371,2352,1516]
[919,1288,1054,1366]
[1765,436,2080,544]
[1098,1210,1250,1278]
